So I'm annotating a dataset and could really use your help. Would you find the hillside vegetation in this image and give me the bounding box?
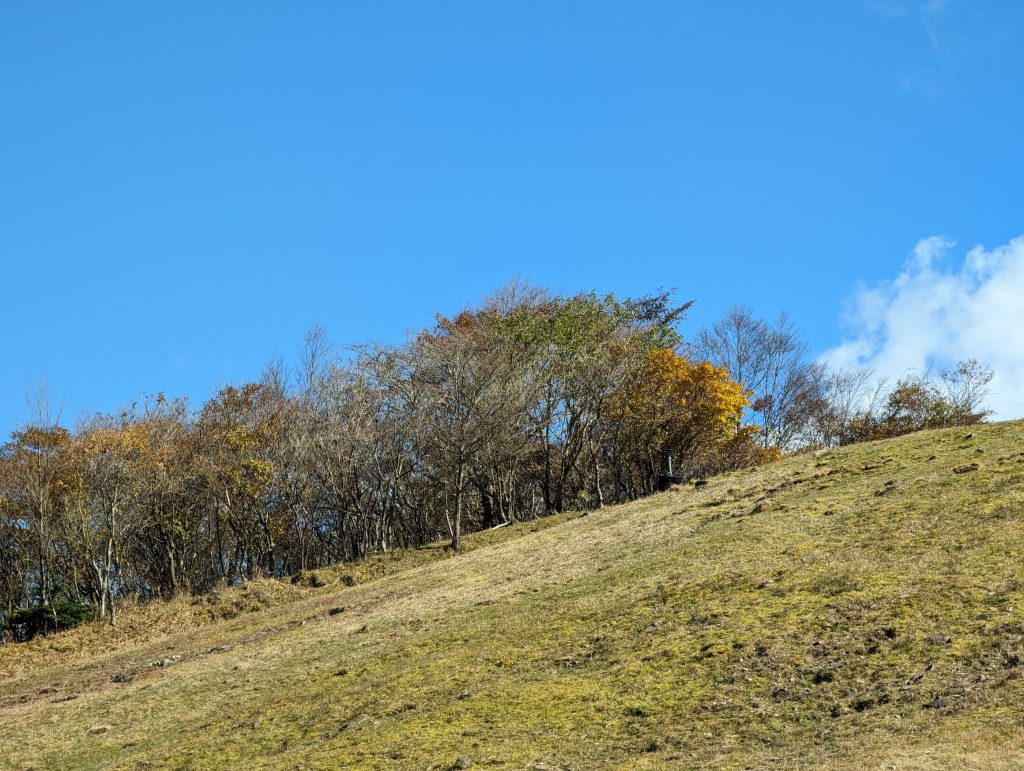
[3,421,1024,769]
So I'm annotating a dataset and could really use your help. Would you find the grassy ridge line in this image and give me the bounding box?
[2,422,1024,769]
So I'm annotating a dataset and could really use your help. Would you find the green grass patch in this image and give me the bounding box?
[4,423,1024,769]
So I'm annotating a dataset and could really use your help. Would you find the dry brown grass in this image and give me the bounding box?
[3,422,1024,769]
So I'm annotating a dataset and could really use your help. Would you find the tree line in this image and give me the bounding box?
[0,284,992,637]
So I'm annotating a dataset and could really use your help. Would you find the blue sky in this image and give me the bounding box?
[2,1,1023,432]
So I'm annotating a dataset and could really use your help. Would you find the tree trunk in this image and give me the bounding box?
[452,464,466,551]
[589,434,604,508]
[480,483,497,529]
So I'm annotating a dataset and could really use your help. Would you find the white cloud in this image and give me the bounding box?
[823,235,1024,419]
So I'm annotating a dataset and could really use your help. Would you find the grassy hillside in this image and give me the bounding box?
[3,422,1024,770]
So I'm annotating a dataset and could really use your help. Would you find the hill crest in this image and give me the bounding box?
[3,422,1024,769]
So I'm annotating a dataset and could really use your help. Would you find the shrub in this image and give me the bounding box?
[3,597,94,642]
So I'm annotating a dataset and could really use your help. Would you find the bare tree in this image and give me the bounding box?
[1,384,68,614]
[939,359,994,424]
[691,307,819,449]
[407,311,533,550]
[803,367,874,447]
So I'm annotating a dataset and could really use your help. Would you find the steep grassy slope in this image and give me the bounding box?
[3,422,1024,769]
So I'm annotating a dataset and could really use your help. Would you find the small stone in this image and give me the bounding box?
[953,463,980,474]
[340,714,373,731]
[923,696,950,709]
[457,690,472,700]
[454,755,473,769]
[644,620,663,633]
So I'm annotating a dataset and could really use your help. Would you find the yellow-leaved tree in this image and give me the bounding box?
[608,348,770,484]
